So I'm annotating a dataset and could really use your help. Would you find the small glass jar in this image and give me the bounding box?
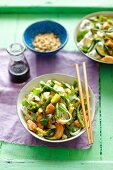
[7,43,30,83]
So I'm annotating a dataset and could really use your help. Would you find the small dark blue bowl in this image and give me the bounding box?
[23,20,68,57]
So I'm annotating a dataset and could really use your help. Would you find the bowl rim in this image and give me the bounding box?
[17,73,96,143]
[74,11,113,64]
[23,19,68,54]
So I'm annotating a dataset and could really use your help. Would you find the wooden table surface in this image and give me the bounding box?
[0,1,113,169]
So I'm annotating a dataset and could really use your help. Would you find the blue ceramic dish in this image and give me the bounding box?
[23,20,68,56]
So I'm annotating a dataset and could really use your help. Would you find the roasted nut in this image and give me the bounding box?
[32,33,61,52]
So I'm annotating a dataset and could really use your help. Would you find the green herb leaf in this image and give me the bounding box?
[40,115,48,126]
[30,113,37,121]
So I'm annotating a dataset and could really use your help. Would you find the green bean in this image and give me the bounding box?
[49,80,55,87]
[55,103,61,118]
[40,81,59,94]
[60,95,69,109]
[61,82,71,89]
[73,79,78,88]
[72,110,77,119]
[40,81,69,108]
[43,97,51,111]
[64,126,71,138]
[77,106,84,128]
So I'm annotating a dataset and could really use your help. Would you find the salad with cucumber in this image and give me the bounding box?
[77,15,113,63]
[21,79,89,140]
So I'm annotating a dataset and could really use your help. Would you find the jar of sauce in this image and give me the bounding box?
[7,43,30,83]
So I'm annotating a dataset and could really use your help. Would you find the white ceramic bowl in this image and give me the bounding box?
[75,11,113,64]
[17,73,96,143]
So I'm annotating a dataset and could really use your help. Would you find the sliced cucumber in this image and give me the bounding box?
[95,42,107,57]
[88,40,95,52]
[81,40,95,53]
[81,46,89,53]
[104,45,113,56]
[106,32,113,39]
[89,17,98,22]
[84,37,93,48]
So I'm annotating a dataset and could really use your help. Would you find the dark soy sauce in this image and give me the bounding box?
[8,61,30,83]
[7,43,30,84]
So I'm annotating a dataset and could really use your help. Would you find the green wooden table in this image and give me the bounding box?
[0,1,113,169]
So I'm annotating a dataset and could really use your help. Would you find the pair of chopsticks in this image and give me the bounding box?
[75,62,93,145]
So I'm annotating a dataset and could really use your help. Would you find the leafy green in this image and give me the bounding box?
[81,46,89,53]
[32,87,42,96]
[22,99,29,106]
[27,101,39,112]
[77,30,88,42]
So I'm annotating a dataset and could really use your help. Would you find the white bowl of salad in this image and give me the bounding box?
[17,73,96,143]
[75,11,113,64]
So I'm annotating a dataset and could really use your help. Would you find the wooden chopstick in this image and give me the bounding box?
[83,62,93,144]
[75,64,91,145]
